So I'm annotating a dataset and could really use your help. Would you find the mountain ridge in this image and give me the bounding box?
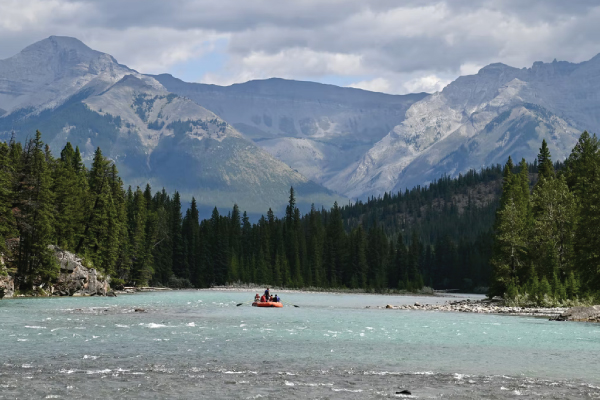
[0,36,343,216]
[332,53,600,197]
[154,73,427,186]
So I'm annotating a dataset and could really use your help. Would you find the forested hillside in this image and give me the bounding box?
[1,130,598,301]
[491,132,600,305]
[0,130,502,293]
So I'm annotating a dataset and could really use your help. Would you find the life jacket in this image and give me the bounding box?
[260,295,266,302]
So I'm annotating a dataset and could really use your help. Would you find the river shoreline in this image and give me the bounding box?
[380,298,568,318]
[199,285,441,296]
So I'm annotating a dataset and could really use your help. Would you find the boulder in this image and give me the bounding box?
[0,274,14,298]
[50,246,110,296]
[553,306,600,323]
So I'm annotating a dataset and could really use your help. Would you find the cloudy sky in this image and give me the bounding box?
[1,0,600,94]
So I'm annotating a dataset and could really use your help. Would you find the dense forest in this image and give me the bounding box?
[1,130,599,303]
[491,132,600,305]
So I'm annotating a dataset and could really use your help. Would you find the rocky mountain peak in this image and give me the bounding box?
[23,35,100,58]
[3,35,122,80]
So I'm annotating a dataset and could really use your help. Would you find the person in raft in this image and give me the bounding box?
[264,287,270,300]
[254,294,260,302]
[260,294,267,302]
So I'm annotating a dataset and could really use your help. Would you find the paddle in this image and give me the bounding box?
[236,300,252,307]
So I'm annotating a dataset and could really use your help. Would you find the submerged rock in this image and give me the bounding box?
[397,389,411,395]
[553,306,600,323]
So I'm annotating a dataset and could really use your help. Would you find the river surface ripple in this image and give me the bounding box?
[1,290,599,399]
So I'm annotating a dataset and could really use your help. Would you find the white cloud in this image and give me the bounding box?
[459,63,484,76]
[349,78,391,93]
[1,0,600,94]
[201,48,364,86]
[83,28,228,74]
[401,75,452,94]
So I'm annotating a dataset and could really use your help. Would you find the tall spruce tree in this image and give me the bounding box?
[17,131,57,284]
[537,139,555,180]
[490,158,531,296]
[0,142,15,264]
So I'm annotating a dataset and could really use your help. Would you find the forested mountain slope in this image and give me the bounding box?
[0,37,341,215]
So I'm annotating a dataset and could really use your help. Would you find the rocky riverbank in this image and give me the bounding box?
[1,246,113,298]
[553,305,600,322]
[381,299,567,318]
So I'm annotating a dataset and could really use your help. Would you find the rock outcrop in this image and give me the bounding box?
[50,246,110,296]
[0,273,14,298]
[553,306,600,323]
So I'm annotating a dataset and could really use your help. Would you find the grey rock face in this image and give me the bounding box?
[0,274,14,298]
[333,56,600,198]
[50,245,110,296]
[153,74,427,187]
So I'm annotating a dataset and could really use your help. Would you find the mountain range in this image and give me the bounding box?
[1,36,599,213]
[0,36,341,215]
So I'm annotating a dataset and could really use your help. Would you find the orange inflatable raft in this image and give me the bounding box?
[252,301,283,308]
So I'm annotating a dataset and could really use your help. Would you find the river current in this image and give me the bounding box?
[0,290,599,399]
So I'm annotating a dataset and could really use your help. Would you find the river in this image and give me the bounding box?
[1,290,599,399]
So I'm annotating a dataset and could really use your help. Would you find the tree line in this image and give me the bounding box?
[0,130,504,293]
[3,130,596,300]
[491,132,600,305]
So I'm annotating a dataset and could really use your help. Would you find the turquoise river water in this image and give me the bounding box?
[0,290,599,399]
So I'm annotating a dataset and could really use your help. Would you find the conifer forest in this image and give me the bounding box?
[1,130,599,304]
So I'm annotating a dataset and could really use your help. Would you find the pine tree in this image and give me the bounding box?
[564,131,599,194]
[567,132,600,291]
[537,139,555,180]
[76,148,117,273]
[127,188,144,284]
[531,175,576,279]
[0,142,15,263]
[490,157,531,296]
[16,131,57,284]
[53,142,86,250]
[171,192,185,279]
[574,158,600,290]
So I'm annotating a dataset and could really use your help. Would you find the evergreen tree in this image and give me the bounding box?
[537,139,555,180]
[490,158,531,296]
[0,142,15,263]
[16,131,57,284]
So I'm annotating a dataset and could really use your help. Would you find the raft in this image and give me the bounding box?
[252,301,283,308]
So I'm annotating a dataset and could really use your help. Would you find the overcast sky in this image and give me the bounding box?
[1,0,600,94]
